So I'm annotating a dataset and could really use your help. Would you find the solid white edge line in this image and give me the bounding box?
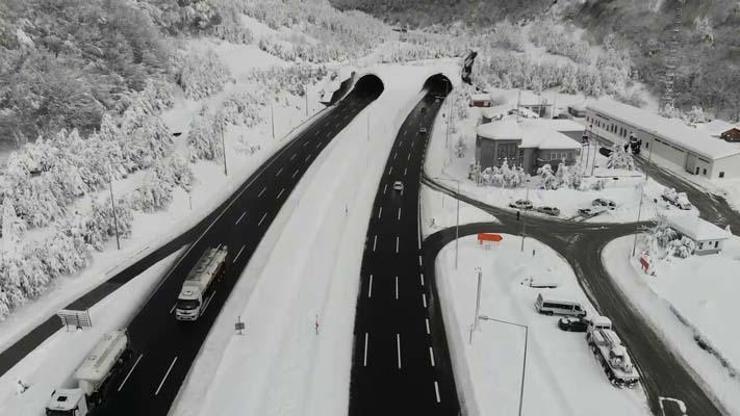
[233,244,246,263]
[434,381,441,403]
[118,353,144,392]
[235,211,247,225]
[429,346,436,367]
[155,356,178,396]
[363,332,369,367]
[396,333,402,370]
[258,212,268,226]
[368,274,373,298]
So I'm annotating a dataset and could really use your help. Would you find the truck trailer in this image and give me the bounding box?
[586,320,640,388]
[175,245,228,321]
[46,330,131,416]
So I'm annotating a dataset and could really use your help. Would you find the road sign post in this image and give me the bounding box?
[57,309,93,330]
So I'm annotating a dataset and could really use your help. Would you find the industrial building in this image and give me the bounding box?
[475,118,582,174]
[585,99,740,180]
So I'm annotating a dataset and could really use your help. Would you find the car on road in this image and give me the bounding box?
[419,127,428,135]
[536,206,560,216]
[421,107,427,114]
[393,181,404,192]
[558,317,589,332]
[578,206,608,218]
[509,199,533,210]
[592,198,617,209]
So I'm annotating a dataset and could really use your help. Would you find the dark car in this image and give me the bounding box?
[558,317,589,332]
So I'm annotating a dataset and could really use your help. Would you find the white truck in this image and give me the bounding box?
[662,187,692,210]
[175,246,228,321]
[586,318,640,388]
[46,330,131,416]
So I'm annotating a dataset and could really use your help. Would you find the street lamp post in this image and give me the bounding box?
[477,315,529,416]
[433,177,460,269]
[469,267,483,344]
[220,119,228,176]
[107,164,121,250]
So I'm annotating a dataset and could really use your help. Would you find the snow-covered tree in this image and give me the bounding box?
[131,173,174,212]
[188,111,224,161]
[607,144,635,170]
[1,199,26,261]
[537,163,561,190]
[84,198,133,251]
[175,50,232,100]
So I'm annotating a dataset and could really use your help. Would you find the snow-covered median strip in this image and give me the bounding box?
[435,234,651,416]
[602,236,740,414]
[419,185,497,238]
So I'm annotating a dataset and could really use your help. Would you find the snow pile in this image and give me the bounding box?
[434,235,651,416]
[419,185,497,238]
[603,236,740,414]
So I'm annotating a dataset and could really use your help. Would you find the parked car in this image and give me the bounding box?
[558,317,589,332]
[509,199,533,210]
[393,181,404,192]
[578,206,608,218]
[535,293,586,317]
[536,206,560,216]
[592,198,617,209]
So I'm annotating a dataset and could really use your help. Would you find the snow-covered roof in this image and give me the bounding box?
[470,93,491,101]
[695,119,736,137]
[586,98,740,160]
[477,118,581,150]
[665,214,729,241]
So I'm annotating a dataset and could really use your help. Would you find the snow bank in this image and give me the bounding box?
[435,235,651,416]
[419,185,497,238]
[603,236,740,413]
[0,248,184,415]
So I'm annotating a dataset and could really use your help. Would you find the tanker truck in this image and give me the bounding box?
[46,330,131,416]
[175,245,228,321]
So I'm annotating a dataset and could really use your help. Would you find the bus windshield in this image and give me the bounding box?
[176,299,200,310]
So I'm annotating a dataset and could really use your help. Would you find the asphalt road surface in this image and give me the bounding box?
[349,75,460,416]
[422,177,725,416]
[48,75,385,416]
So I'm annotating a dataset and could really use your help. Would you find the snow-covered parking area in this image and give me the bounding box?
[603,236,740,414]
[435,235,650,416]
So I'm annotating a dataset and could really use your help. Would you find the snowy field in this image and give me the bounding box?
[170,62,461,416]
[419,185,497,238]
[0,249,184,415]
[435,235,651,416]
[603,236,740,414]
[423,94,685,223]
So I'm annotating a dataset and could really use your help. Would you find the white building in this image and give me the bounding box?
[665,214,729,255]
[585,99,740,180]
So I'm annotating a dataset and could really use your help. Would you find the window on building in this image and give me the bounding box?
[719,171,725,178]
[645,142,649,149]
[699,242,703,249]
[703,168,707,175]
[715,241,719,248]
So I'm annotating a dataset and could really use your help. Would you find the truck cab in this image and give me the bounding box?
[46,389,88,416]
[175,246,228,321]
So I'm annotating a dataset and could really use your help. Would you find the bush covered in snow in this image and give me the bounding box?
[529,19,591,65]
[188,110,224,161]
[478,160,527,188]
[175,50,232,100]
[606,144,635,170]
[220,91,265,128]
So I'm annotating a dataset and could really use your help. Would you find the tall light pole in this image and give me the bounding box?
[220,118,228,176]
[433,177,460,269]
[469,266,483,344]
[107,164,120,250]
[477,315,528,416]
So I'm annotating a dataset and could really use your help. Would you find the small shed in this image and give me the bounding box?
[567,104,586,118]
[470,93,492,108]
[721,127,740,143]
[665,214,729,255]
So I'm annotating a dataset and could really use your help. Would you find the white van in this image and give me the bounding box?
[535,293,586,317]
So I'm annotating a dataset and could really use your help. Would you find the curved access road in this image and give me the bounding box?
[422,176,725,416]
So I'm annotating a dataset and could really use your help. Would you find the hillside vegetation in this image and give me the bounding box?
[330,0,740,119]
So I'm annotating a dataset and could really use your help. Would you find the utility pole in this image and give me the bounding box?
[220,119,228,176]
[632,182,645,256]
[590,136,597,177]
[107,164,120,250]
[305,85,309,117]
